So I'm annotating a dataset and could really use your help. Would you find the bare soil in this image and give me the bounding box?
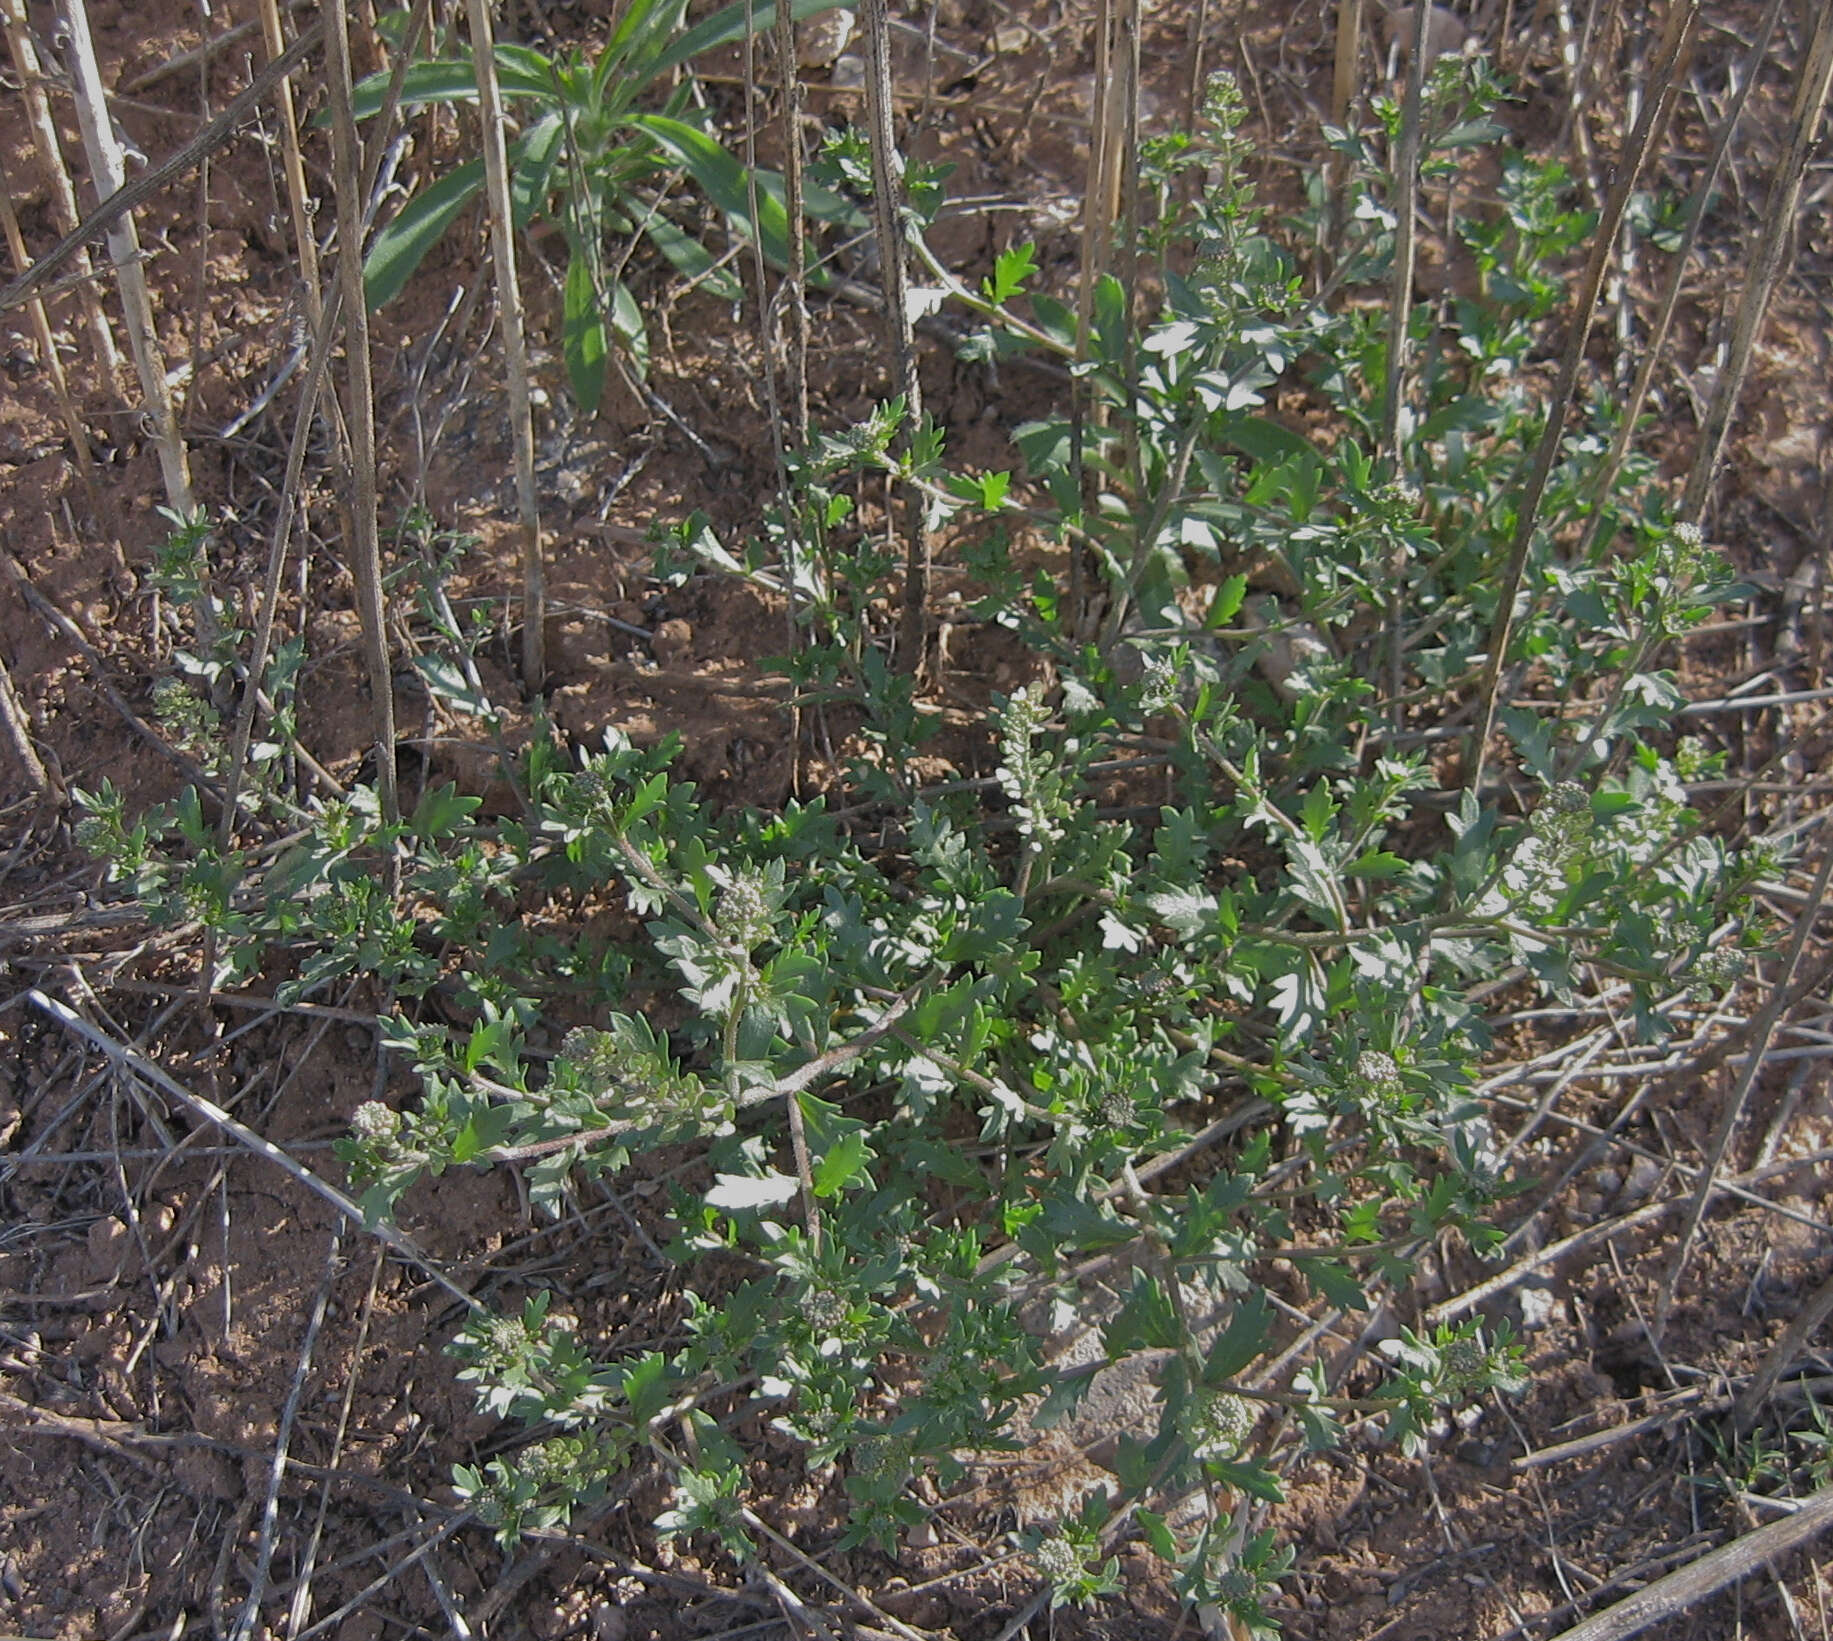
[5,1,1833,1639]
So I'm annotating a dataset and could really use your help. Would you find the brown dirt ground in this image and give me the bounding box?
[5,1,1833,1639]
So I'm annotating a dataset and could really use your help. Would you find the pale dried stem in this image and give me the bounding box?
[1326,0,1366,255]
[1465,0,1700,789]
[462,0,543,690]
[0,152,95,480]
[772,0,809,449]
[60,0,203,616]
[217,0,429,840]
[229,1229,341,1641]
[1540,1484,1833,1641]
[1680,0,1833,521]
[1656,814,1833,1336]
[26,988,475,1306]
[325,0,400,824]
[860,0,928,674]
[1586,0,1787,543]
[256,0,325,327]
[0,0,124,396]
[0,643,55,800]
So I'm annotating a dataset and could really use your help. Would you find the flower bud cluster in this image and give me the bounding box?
[996,683,1069,855]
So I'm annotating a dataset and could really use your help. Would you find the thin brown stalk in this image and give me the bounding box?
[773,0,809,450]
[0,21,326,315]
[257,0,324,328]
[0,644,54,801]
[1732,1260,1833,1434]
[0,152,94,480]
[60,0,199,539]
[1540,1484,1833,1641]
[26,988,474,1306]
[1326,0,1367,258]
[463,0,543,691]
[1465,0,1700,790]
[1585,0,1787,547]
[1656,811,1833,1337]
[1378,0,1431,470]
[324,0,399,824]
[0,0,123,395]
[860,0,928,675]
[1680,0,1833,521]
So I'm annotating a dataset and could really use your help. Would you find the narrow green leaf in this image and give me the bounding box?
[564,250,608,415]
[658,0,856,79]
[365,159,485,310]
[607,277,649,381]
[630,114,791,269]
[509,113,565,230]
[411,652,494,717]
[1204,572,1248,627]
[1206,1457,1285,1503]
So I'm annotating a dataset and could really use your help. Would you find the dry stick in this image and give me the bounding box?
[25,989,477,1307]
[228,1228,341,1641]
[324,0,400,826]
[1680,1,1833,523]
[1540,1484,1833,1641]
[773,0,809,450]
[0,0,123,391]
[0,644,54,800]
[217,0,430,840]
[768,0,809,791]
[59,0,199,535]
[860,0,928,676]
[256,0,324,327]
[287,1248,385,1641]
[1325,0,1367,261]
[1464,0,1700,791]
[462,0,543,692]
[1585,0,1787,549]
[0,155,96,479]
[0,22,326,314]
[1376,0,1432,472]
[1732,1262,1833,1434]
[1656,813,1833,1337]
[1377,0,1432,723]
[0,546,227,799]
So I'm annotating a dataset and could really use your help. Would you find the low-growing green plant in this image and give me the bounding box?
[80,62,1776,1630]
[357,0,857,406]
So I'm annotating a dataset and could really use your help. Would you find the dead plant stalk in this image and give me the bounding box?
[463,0,544,690]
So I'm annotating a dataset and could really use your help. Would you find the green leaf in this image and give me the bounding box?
[1206,1457,1285,1503]
[657,0,856,79]
[365,159,485,310]
[1200,1291,1272,1384]
[1295,1255,1370,1313]
[630,114,792,268]
[608,277,649,380]
[411,781,482,841]
[1220,412,1314,464]
[411,653,494,717]
[983,240,1037,305]
[1136,1508,1177,1560]
[642,212,744,301]
[1204,572,1248,627]
[564,250,608,414]
[706,1170,800,1211]
[451,1105,514,1164]
[509,113,565,229]
[1031,1365,1097,1430]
